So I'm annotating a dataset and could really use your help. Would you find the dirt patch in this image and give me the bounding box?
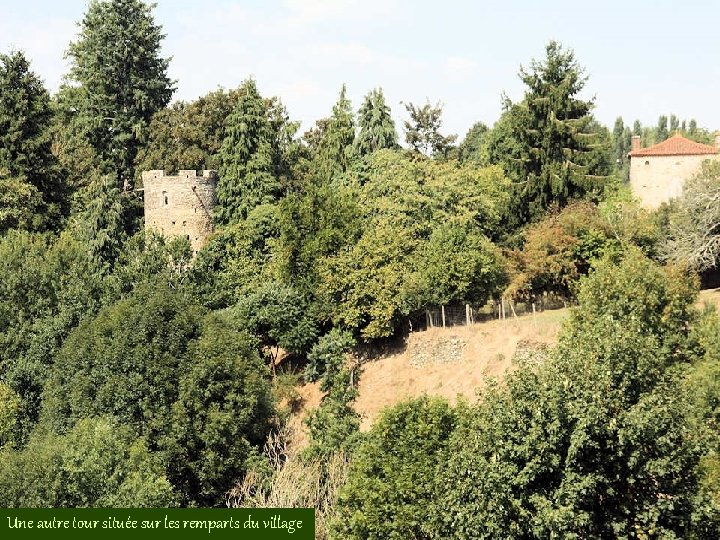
[287,289,720,443]
[285,381,323,452]
[354,309,566,430]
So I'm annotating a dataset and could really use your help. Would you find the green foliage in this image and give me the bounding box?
[402,100,457,157]
[68,172,135,268]
[670,114,680,133]
[415,224,507,306]
[657,114,669,142]
[0,168,44,235]
[64,0,174,189]
[0,382,20,448]
[166,313,274,506]
[686,309,720,511]
[304,329,359,460]
[42,284,205,439]
[0,230,109,441]
[597,181,662,256]
[110,230,193,296]
[431,251,715,538]
[333,396,459,540]
[215,80,295,225]
[39,283,276,505]
[232,282,318,364]
[457,121,489,164]
[191,203,283,309]
[500,41,603,225]
[314,85,356,181]
[355,88,398,156]
[612,116,632,174]
[50,86,101,194]
[629,117,714,147]
[0,417,177,507]
[0,51,63,231]
[275,183,361,307]
[316,150,510,338]
[136,88,240,175]
[505,202,617,300]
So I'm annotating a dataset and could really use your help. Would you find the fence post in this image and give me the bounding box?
[509,300,518,319]
[441,305,446,328]
[465,304,471,327]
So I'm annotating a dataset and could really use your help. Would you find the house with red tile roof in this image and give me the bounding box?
[629,133,720,208]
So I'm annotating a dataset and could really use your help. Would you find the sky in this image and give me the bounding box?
[1,0,719,140]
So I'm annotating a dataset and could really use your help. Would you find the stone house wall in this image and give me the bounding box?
[629,154,719,208]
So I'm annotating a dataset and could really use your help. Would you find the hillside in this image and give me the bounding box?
[293,287,720,437]
[294,306,567,436]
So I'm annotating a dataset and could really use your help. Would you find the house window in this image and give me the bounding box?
[644,160,650,166]
[162,191,169,206]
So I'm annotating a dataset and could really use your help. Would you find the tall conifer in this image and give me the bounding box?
[64,0,174,190]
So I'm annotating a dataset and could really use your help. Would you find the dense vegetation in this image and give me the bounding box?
[2,1,720,537]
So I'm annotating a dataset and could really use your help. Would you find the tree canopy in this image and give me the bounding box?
[500,41,603,225]
[0,51,63,231]
[63,0,174,189]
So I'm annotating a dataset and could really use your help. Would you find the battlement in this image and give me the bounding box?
[142,169,217,252]
[142,169,217,183]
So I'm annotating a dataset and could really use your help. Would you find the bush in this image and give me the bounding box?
[0,417,177,507]
[165,312,274,506]
[333,396,459,540]
[431,251,717,538]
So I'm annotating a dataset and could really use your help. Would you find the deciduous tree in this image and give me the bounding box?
[402,100,457,157]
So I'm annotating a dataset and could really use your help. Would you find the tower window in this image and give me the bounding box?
[162,191,169,206]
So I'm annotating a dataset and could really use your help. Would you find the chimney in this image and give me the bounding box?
[631,135,641,153]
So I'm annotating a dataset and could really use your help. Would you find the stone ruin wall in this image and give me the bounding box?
[142,169,217,253]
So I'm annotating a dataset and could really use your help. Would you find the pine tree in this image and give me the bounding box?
[0,51,63,231]
[314,85,356,181]
[64,0,174,190]
[355,88,398,156]
[502,41,599,224]
[215,79,279,226]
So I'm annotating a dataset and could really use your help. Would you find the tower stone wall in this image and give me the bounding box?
[142,169,217,252]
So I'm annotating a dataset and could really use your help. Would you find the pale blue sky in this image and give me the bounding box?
[1,0,719,139]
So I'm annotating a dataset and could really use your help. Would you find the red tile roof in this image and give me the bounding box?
[629,134,719,157]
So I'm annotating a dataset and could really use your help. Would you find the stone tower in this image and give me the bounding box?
[142,169,217,252]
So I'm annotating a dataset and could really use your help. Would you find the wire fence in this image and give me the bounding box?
[408,294,570,332]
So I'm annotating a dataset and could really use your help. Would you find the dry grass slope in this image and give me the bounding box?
[290,287,720,444]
